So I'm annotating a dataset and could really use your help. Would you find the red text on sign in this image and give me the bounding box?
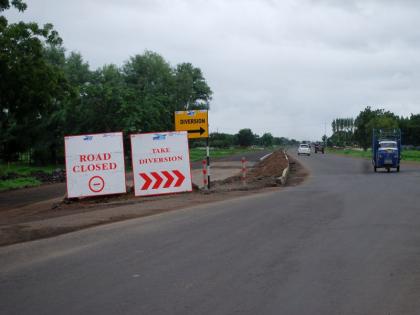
[73,163,117,173]
[72,152,117,173]
[80,153,111,162]
[152,147,170,154]
[139,156,183,165]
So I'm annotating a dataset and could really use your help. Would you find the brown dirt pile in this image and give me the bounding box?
[215,150,289,190]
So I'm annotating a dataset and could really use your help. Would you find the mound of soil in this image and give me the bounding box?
[215,150,289,190]
[31,169,66,183]
[247,150,289,180]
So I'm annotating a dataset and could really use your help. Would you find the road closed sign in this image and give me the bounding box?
[65,132,126,198]
[131,131,192,196]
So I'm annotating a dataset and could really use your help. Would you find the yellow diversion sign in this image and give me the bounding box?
[175,110,209,139]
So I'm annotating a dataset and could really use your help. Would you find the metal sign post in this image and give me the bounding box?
[206,137,210,189]
[241,157,247,186]
[175,109,210,189]
[202,159,207,188]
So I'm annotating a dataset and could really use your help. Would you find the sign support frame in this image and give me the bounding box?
[206,137,210,189]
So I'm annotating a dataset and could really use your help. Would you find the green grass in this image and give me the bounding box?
[0,177,41,192]
[401,150,420,162]
[326,148,371,158]
[0,163,58,177]
[0,162,60,192]
[327,148,420,162]
[189,147,266,162]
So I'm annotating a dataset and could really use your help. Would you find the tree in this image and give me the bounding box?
[210,132,235,148]
[122,51,175,133]
[366,115,398,132]
[0,0,26,13]
[236,129,255,147]
[0,1,66,162]
[399,114,420,146]
[354,107,380,150]
[174,63,212,110]
[354,107,398,150]
[260,133,274,147]
[1,2,215,163]
[81,64,127,133]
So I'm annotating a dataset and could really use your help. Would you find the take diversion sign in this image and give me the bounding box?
[65,132,126,198]
[131,131,192,196]
[175,110,208,139]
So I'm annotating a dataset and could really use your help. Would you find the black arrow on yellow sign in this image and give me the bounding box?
[187,127,206,135]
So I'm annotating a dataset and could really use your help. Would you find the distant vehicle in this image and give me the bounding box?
[372,129,401,173]
[314,142,325,154]
[298,143,311,156]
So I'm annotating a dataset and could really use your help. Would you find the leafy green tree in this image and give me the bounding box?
[354,107,380,150]
[1,2,215,163]
[354,107,399,150]
[366,115,398,132]
[236,128,255,147]
[210,132,235,148]
[122,51,174,132]
[330,117,355,147]
[399,114,420,146]
[81,64,127,133]
[122,52,212,132]
[261,132,274,147]
[0,0,66,162]
[174,63,212,110]
[31,45,76,164]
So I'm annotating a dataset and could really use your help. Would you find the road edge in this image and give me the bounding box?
[276,150,290,185]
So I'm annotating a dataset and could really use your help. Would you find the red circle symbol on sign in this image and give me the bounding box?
[88,176,105,193]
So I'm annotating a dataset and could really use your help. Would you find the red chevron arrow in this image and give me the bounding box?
[172,170,185,187]
[162,171,174,188]
[151,172,163,189]
[139,173,152,190]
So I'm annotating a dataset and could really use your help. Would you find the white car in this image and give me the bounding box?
[298,144,311,156]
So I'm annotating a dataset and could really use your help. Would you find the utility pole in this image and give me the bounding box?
[324,121,327,146]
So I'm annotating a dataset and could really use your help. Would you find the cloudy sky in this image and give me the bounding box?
[5,0,420,140]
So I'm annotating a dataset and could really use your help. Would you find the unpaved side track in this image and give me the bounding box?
[0,150,271,211]
[0,150,289,246]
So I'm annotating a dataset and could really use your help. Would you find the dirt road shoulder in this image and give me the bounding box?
[0,151,307,246]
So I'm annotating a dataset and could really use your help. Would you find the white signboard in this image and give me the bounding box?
[65,132,126,198]
[131,131,192,196]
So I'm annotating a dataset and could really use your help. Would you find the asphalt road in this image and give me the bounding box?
[2,152,420,314]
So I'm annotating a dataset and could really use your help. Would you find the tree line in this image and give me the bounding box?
[329,107,420,149]
[206,129,298,148]
[1,1,212,164]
